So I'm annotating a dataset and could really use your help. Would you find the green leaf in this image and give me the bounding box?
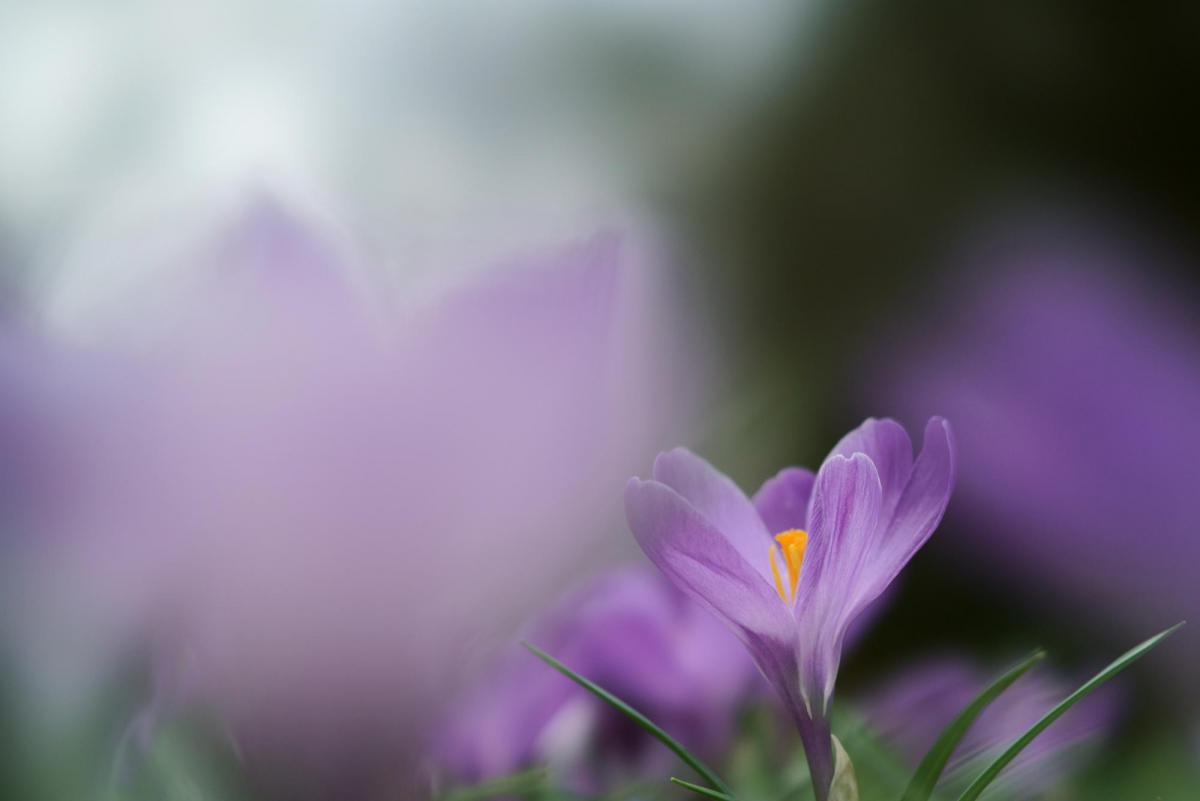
[439,766,549,801]
[899,649,1046,801]
[957,622,1185,801]
[522,642,734,797]
[670,777,735,800]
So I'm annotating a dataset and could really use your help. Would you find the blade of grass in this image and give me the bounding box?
[439,766,549,801]
[899,649,1046,801]
[957,622,1185,801]
[670,777,735,801]
[523,642,733,797]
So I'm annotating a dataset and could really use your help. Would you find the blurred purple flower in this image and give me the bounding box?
[1,333,55,531]
[6,200,700,791]
[433,566,756,792]
[624,418,956,800]
[862,657,1119,798]
[869,225,1200,691]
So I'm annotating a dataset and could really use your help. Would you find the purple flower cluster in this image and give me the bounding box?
[434,567,756,792]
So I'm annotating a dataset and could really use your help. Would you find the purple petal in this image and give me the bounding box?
[800,454,885,611]
[795,453,883,708]
[753,467,816,534]
[830,418,914,523]
[651,448,775,585]
[876,417,956,575]
[795,419,955,711]
[824,417,956,607]
[625,479,791,642]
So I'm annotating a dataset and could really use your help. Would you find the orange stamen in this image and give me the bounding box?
[770,529,808,604]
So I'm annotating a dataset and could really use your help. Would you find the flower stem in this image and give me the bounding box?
[795,712,834,801]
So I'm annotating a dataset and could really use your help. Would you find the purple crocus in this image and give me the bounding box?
[868,223,1200,698]
[862,657,1119,798]
[433,567,757,793]
[625,417,956,800]
[4,198,701,795]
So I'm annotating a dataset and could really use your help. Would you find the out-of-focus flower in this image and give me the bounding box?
[624,418,956,801]
[862,657,1119,798]
[869,225,1200,693]
[1,333,51,533]
[5,199,699,793]
[433,566,756,792]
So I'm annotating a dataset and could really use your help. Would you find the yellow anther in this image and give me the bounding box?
[770,529,808,604]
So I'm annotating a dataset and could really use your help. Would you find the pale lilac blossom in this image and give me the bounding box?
[5,200,698,791]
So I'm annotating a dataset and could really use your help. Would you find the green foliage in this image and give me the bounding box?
[833,714,909,801]
[670,777,736,800]
[0,651,249,801]
[956,622,1184,801]
[8,623,1172,801]
[1077,728,1200,799]
[899,650,1045,801]
[516,624,1182,801]
[104,715,252,801]
[522,642,734,797]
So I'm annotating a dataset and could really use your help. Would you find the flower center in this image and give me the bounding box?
[769,529,808,604]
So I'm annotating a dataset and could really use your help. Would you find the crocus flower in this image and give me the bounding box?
[0,333,55,534]
[625,418,955,800]
[862,657,1119,798]
[434,566,757,793]
[868,223,1200,699]
[5,199,700,796]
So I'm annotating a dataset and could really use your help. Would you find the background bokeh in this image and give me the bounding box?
[3,1,1199,799]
